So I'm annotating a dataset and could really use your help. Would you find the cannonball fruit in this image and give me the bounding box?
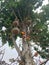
[11,27,20,34]
[13,20,19,26]
[26,36,30,40]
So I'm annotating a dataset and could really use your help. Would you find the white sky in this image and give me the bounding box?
[0,0,48,64]
[36,0,48,13]
[0,40,18,64]
[43,0,48,5]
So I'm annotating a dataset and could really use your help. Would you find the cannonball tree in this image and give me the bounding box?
[0,0,49,65]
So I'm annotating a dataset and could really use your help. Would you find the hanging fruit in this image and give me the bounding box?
[24,17,32,26]
[22,35,26,39]
[25,20,32,26]
[12,20,19,27]
[34,52,38,56]
[21,31,26,35]
[26,35,30,40]
[11,27,20,34]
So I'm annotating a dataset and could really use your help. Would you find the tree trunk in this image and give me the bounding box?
[20,39,35,65]
[12,34,35,65]
[12,35,21,56]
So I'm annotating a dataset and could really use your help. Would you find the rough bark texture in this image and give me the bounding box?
[12,36,21,56]
[21,39,35,65]
[12,35,35,65]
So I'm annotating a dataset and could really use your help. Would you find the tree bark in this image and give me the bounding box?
[12,35,35,65]
[12,35,21,56]
[21,39,35,65]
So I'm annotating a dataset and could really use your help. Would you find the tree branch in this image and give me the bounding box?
[12,35,21,56]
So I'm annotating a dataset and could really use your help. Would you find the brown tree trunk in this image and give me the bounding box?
[20,39,35,65]
[12,35,35,65]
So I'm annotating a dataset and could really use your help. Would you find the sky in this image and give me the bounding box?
[36,0,48,13]
[0,0,49,64]
[43,0,48,5]
[0,38,18,64]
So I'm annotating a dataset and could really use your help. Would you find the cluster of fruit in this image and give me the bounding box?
[21,31,30,40]
[11,18,31,41]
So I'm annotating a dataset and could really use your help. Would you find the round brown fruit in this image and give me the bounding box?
[11,27,20,34]
[34,52,38,56]
[13,20,19,26]
[21,31,26,35]
[25,19,32,26]
[26,36,30,40]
